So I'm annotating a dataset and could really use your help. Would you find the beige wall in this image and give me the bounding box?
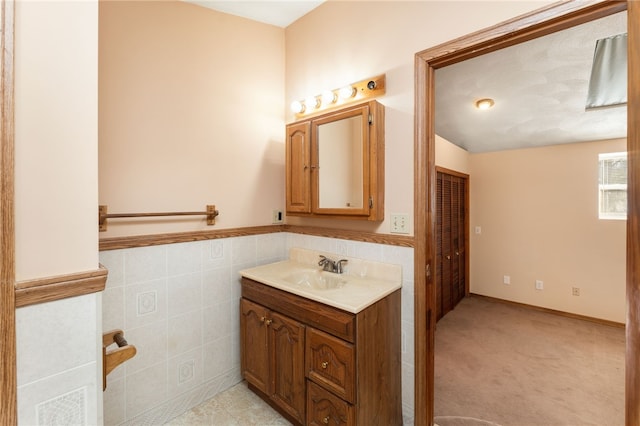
[436,134,471,174]
[15,1,102,424]
[99,1,285,237]
[15,0,98,279]
[469,138,627,323]
[284,0,551,234]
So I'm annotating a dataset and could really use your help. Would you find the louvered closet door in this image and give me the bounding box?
[436,170,468,321]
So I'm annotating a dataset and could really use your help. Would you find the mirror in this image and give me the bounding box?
[285,100,384,220]
[317,114,364,209]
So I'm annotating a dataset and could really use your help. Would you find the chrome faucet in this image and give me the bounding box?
[318,255,348,274]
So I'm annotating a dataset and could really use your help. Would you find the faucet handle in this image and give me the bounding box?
[318,255,327,266]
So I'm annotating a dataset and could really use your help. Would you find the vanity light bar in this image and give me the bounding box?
[292,74,386,117]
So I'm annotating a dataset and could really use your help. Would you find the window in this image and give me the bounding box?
[599,151,627,220]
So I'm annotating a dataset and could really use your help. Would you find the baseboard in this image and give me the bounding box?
[469,293,625,328]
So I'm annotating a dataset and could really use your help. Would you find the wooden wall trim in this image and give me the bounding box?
[435,166,469,180]
[283,225,415,247]
[472,293,625,329]
[99,225,284,251]
[15,265,108,308]
[99,224,415,251]
[416,1,627,68]
[0,0,17,422]
[414,2,629,425]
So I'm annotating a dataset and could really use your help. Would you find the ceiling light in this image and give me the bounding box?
[475,98,495,110]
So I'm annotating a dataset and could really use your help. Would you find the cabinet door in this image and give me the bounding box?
[240,299,269,393]
[286,121,312,213]
[269,311,306,424]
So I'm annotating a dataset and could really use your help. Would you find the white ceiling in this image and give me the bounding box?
[435,11,628,153]
[184,0,325,27]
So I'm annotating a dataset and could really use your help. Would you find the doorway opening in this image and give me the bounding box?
[413,2,637,424]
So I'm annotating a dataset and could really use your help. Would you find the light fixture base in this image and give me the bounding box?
[293,74,386,118]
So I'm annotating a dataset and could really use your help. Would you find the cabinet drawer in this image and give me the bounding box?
[242,278,355,342]
[306,327,355,403]
[307,381,354,426]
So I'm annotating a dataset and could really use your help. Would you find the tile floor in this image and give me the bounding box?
[165,382,292,425]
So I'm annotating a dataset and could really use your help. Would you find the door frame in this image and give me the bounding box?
[413,1,637,424]
[0,0,17,423]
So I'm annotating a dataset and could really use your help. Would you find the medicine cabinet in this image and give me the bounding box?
[285,100,384,220]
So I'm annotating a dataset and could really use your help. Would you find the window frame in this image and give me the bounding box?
[598,151,628,220]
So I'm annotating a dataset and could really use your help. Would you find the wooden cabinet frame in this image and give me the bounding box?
[286,100,384,221]
[240,278,402,425]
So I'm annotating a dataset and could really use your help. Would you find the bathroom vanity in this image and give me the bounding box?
[239,248,402,426]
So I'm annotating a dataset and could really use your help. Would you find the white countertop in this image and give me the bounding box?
[239,248,402,314]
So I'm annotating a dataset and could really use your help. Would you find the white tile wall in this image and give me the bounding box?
[17,293,103,425]
[99,232,415,425]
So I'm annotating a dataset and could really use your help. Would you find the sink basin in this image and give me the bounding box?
[239,248,402,313]
[284,269,347,291]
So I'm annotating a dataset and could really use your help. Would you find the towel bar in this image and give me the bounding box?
[99,204,219,231]
[103,329,136,390]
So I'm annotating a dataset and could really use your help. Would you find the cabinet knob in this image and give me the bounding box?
[265,319,272,326]
[446,255,451,260]
[455,251,460,256]
[321,361,328,369]
[260,316,266,323]
[322,416,330,424]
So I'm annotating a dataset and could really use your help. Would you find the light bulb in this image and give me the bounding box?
[339,85,356,99]
[290,100,305,114]
[322,90,337,105]
[305,96,319,110]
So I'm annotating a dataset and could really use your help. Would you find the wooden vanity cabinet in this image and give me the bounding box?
[240,277,402,426]
[240,298,306,424]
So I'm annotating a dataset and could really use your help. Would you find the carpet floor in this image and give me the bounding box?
[434,295,624,426]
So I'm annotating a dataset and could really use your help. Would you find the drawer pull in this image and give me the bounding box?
[322,415,330,424]
[321,361,328,369]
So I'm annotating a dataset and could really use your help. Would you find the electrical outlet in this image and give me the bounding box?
[535,280,544,290]
[390,214,410,234]
[503,275,511,285]
[572,287,580,296]
[272,209,283,224]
